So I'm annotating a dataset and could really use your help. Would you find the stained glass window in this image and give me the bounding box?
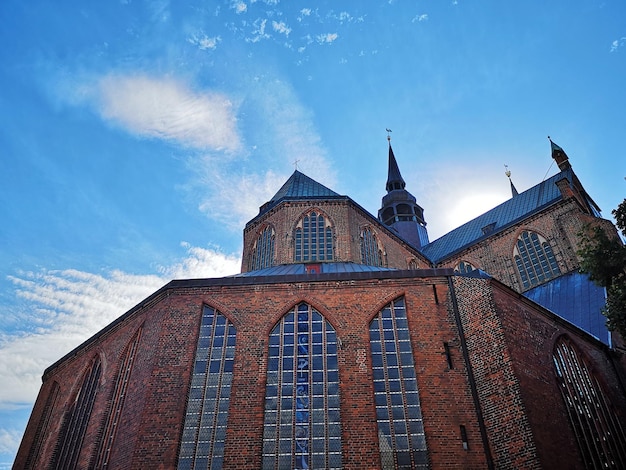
[370,297,429,469]
[294,212,334,262]
[553,336,626,469]
[250,225,275,271]
[263,303,342,469]
[178,306,237,470]
[514,230,561,289]
[361,227,384,266]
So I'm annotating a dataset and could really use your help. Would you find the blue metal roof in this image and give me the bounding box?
[232,262,397,277]
[421,168,574,262]
[524,271,609,344]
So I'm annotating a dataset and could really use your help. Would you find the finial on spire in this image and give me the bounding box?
[504,164,511,179]
[293,158,300,170]
[504,164,519,197]
[386,128,392,143]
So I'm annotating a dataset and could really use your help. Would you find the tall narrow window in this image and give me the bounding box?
[250,225,275,271]
[294,212,334,262]
[553,337,626,469]
[25,382,60,470]
[178,306,237,470]
[514,230,561,289]
[51,357,102,470]
[93,327,142,469]
[370,297,429,469]
[263,303,342,469]
[361,227,384,267]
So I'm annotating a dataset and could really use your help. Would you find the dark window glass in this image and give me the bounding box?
[294,212,334,262]
[514,230,561,289]
[370,297,429,469]
[178,306,237,469]
[250,225,275,271]
[553,337,626,469]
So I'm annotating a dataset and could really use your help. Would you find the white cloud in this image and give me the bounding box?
[247,17,270,42]
[231,1,247,14]
[1,245,240,409]
[317,33,338,44]
[412,14,428,23]
[0,429,21,455]
[272,21,291,36]
[610,37,626,52]
[188,33,221,50]
[96,74,241,151]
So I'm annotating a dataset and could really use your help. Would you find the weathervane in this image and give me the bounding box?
[386,128,392,142]
[504,164,511,178]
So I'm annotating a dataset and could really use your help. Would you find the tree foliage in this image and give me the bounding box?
[578,199,626,337]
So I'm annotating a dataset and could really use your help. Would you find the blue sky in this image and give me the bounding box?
[1,0,625,465]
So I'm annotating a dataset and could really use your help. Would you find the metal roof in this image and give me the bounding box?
[524,271,609,344]
[232,262,397,277]
[421,168,574,263]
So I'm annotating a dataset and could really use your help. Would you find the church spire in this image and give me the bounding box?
[378,133,429,249]
[386,135,406,192]
[549,136,571,171]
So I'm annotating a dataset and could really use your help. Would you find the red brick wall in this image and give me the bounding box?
[242,199,430,272]
[17,274,626,469]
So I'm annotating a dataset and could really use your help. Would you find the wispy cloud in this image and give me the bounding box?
[231,1,247,14]
[272,20,291,36]
[610,37,626,52]
[188,33,222,50]
[94,75,241,152]
[412,14,428,23]
[2,244,240,409]
[317,33,339,45]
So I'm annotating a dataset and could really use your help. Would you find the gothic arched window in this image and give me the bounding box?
[553,336,626,468]
[263,303,342,469]
[361,227,384,267]
[454,261,476,274]
[51,357,102,470]
[370,297,429,469]
[250,225,275,271]
[514,230,561,289]
[294,211,334,262]
[178,306,237,470]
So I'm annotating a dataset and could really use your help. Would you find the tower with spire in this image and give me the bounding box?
[378,135,429,249]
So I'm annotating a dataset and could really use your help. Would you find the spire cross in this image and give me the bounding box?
[293,159,300,170]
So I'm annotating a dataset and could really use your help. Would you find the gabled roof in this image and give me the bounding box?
[421,168,575,263]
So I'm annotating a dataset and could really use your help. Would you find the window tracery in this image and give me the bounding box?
[361,227,384,266]
[514,230,561,289]
[294,211,334,262]
[250,225,275,271]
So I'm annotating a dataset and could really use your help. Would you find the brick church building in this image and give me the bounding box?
[14,139,626,469]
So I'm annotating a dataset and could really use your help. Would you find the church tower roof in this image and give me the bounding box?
[386,143,406,191]
[378,136,429,249]
[270,170,340,202]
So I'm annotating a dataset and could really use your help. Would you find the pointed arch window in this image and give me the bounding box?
[514,230,561,289]
[455,261,476,274]
[94,327,142,469]
[250,225,276,271]
[361,227,384,267]
[178,306,237,470]
[553,336,626,468]
[294,212,334,262]
[51,357,102,470]
[370,297,429,469]
[263,303,342,469]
